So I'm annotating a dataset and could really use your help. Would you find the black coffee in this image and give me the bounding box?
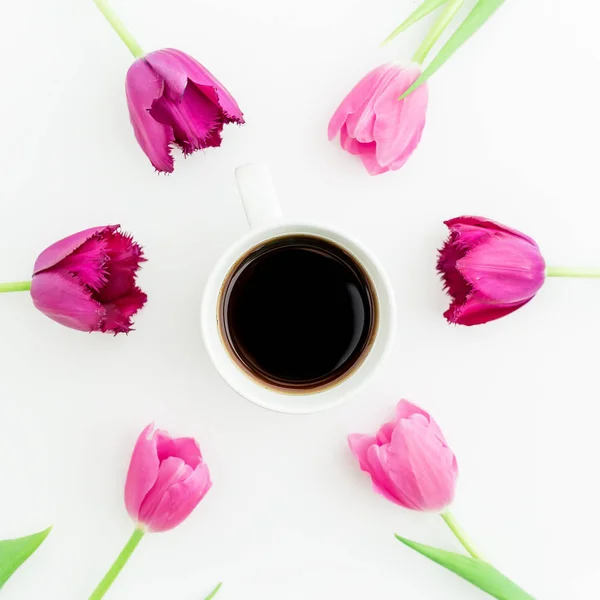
[219,235,377,391]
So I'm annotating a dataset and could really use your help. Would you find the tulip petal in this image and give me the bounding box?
[457,236,545,303]
[375,399,418,444]
[339,124,363,155]
[348,433,377,472]
[376,422,395,445]
[349,434,403,503]
[358,150,389,176]
[156,433,203,469]
[81,229,147,334]
[437,232,478,307]
[30,272,105,332]
[345,67,399,142]
[396,400,447,445]
[340,126,388,175]
[124,424,160,521]
[330,63,427,175]
[100,286,147,334]
[33,226,117,274]
[368,444,422,509]
[96,230,145,302]
[51,235,109,292]
[126,60,175,173]
[444,216,538,247]
[397,416,458,511]
[328,65,393,141]
[146,49,244,123]
[373,70,428,167]
[138,456,193,525]
[149,84,224,155]
[446,295,532,326]
[143,463,212,532]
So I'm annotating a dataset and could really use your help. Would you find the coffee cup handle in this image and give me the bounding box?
[235,162,283,230]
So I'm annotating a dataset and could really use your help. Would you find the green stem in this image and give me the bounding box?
[412,0,464,64]
[383,0,450,46]
[93,0,145,58]
[0,281,31,293]
[203,582,223,600]
[440,512,483,560]
[88,528,145,600]
[546,266,600,278]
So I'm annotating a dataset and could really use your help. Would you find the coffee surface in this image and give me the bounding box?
[220,235,376,390]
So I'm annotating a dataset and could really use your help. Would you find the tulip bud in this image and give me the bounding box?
[93,0,243,173]
[328,63,428,175]
[124,424,212,532]
[348,400,457,511]
[437,216,546,326]
[126,49,244,173]
[30,225,146,334]
[89,424,214,600]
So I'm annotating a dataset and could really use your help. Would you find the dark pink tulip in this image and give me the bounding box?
[30,225,146,334]
[125,424,212,533]
[438,216,546,326]
[348,400,457,511]
[126,48,244,173]
[328,63,428,175]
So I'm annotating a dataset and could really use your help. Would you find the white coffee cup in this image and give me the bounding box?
[201,163,396,414]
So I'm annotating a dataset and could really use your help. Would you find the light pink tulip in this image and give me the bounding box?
[328,63,428,175]
[30,225,146,334]
[126,48,244,173]
[125,424,212,532]
[437,216,546,325]
[348,400,457,511]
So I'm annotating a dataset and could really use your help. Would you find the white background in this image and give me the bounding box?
[0,0,598,598]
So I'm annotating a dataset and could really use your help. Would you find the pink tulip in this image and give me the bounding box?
[437,216,546,326]
[125,424,212,533]
[89,424,216,599]
[29,225,146,334]
[348,400,457,511]
[328,63,428,175]
[126,49,244,173]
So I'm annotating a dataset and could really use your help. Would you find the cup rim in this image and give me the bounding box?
[201,222,396,414]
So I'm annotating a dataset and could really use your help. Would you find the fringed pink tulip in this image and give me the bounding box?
[125,424,212,533]
[328,64,428,175]
[30,225,146,334]
[437,216,546,326]
[126,49,244,173]
[348,400,457,511]
[92,0,243,174]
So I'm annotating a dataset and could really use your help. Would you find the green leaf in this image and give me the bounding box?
[395,535,535,600]
[0,527,52,590]
[203,582,223,600]
[400,0,506,99]
[383,0,451,45]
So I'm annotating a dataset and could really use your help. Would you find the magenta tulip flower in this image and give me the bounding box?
[349,400,457,511]
[437,216,600,326]
[437,217,546,326]
[89,424,216,600]
[328,63,428,175]
[31,225,146,334]
[126,49,244,173]
[0,225,146,334]
[93,0,243,173]
[125,423,212,532]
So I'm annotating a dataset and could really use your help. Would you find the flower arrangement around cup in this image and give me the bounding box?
[0,1,591,599]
